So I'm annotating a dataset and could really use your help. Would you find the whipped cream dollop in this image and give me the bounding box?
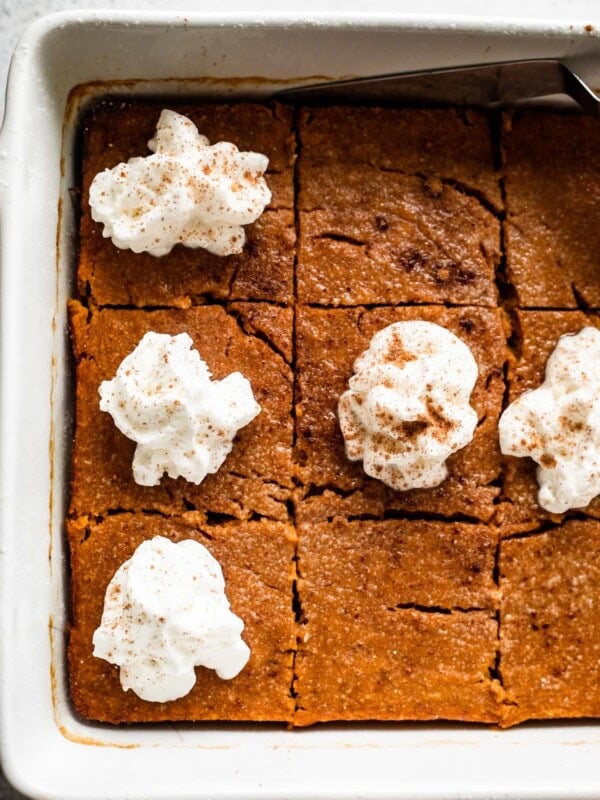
[93,536,250,702]
[338,321,478,490]
[88,109,271,257]
[499,326,600,514]
[99,331,261,486]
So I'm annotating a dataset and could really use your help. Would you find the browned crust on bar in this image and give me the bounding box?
[500,519,600,726]
[68,514,297,723]
[295,305,507,522]
[69,301,293,521]
[503,111,600,308]
[70,103,600,727]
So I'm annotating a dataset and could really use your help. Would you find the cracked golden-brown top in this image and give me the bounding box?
[503,111,600,308]
[295,517,501,725]
[500,519,600,726]
[68,514,297,723]
[69,300,293,521]
[297,106,502,308]
[79,101,296,306]
[299,106,502,209]
[297,163,501,306]
[70,101,600,727]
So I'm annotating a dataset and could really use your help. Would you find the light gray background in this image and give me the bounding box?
[0,0,598,797]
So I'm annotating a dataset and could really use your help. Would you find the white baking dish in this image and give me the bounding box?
[1,9,600,799]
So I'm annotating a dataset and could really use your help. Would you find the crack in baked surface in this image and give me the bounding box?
[70,101,600,727]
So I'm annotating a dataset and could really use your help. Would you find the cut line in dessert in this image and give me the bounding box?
[68,99,600,727]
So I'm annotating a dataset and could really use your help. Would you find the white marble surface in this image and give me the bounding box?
[0,0,598,797]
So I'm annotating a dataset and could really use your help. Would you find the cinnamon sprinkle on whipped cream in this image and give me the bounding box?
[499,326,600,513]
[338,321,478,491]
[88,109,271,257]
[93,536,250,702]
[99,331,261,486]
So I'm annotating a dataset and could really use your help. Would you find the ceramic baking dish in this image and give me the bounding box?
[1,10,600,799]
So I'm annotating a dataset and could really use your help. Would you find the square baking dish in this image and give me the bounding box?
[1,10,600,799]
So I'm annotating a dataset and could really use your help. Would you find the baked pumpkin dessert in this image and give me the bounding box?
[499,519,600,726]
[294,518,500,725]
[297,162,501,307]
[498,309,600,530]
[297,107,501,307]
[295,304,507,523]
[69,301,294,521]
[298,106,502,208]
[68,513,297,722]
[503,111,600,308]
[79,102,295,306]
[69,99,600,727]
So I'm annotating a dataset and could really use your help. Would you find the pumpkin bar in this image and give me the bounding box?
[71,102,600,728]
[297,106,501,307]
[298,162,501,307]
[79,101,296,306]
[503,111,600,308]
[294,518,501,725]
[299,106,501,207]
[499,519,600,726]
[69,300,293,520]
[68,513,297,723]
[295,305,507,522]
[499,309,600,529]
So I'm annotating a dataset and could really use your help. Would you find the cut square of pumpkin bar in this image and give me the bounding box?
[295,304,508,523]
[297,106,501,307]
[497,309,600,530]
[499,519,600,727]
[293,517,501,726]
[68,513,297,723]
[69,300,294,521]
[78,101,295,307]
[502,111,600,309]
